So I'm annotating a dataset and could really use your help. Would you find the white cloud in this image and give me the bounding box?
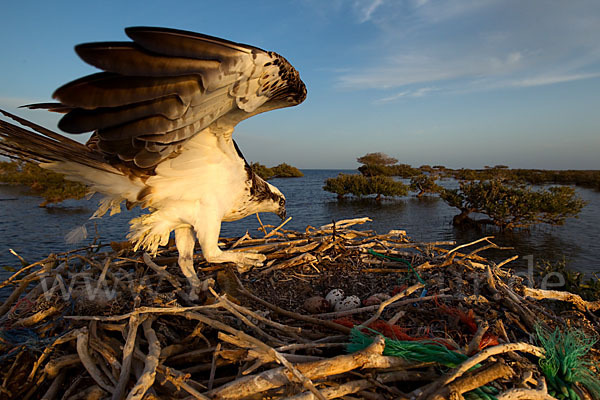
[337,1,600,94]
[509,72,600,88]
[375,87,435,104]
[354,0,385,23]
[339,51,526,90]
[375,91,409,104]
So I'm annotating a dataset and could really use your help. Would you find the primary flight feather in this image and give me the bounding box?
[0,27,307,299]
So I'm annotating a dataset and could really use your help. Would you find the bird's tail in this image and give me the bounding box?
[0,109,144,242]
[0,108,118,175]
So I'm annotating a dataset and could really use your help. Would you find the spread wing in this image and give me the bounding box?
[37,27,306,170]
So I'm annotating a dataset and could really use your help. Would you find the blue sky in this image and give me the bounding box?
[1,0,599,169]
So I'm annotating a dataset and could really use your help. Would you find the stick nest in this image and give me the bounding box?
[1,217,598,400]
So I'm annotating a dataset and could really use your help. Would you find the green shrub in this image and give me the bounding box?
[440,179,586,230]
[250,162,275,180]
[356,152,398,166]
[410,174,442,197]
[0,161,88,206]
[324,173,408,201]
[270,163,304,178]
[359,163,420,178]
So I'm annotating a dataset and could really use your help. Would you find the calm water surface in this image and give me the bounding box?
[1,169,599,295]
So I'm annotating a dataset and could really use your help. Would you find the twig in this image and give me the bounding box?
[0,279,29,318]
[126,318,160,400]
[207,335,388,400]
[207,343,221,391]
[287,370,437,400]
[264,216,292,239]
[417,342,545,399]
[112,314,144,400]
[256,213,266,234]
[76,328,115,393]
[446,237,494,256]
[523,287,600,312]
[237,286,352,334]
[40,370,66,400]
[314,294,453,319]
[429,361,515,400]
[142,252,182,289]
[65,304,219,321]
[495,388,556,400]
[359,283,424,328]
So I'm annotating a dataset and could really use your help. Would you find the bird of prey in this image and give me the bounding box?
[0,27,306,298]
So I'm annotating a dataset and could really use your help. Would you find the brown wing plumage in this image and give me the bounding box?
[35,27,306,171]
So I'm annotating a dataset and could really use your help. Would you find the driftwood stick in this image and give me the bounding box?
[40,370,67,400]
[210,288,285,346]
[112,314,144,400]
[260,253,317,275]
[286,370,437,400]
[207,335,418,399]
[95,256,113,293]
[76,328,115,393]
[0,279,29,318]
[0,256,54,289]
[125,318,160,400]
[495,388,556,400]
[446,237,494,256]
[65,384,105,400]
[222,295,302,336]
[29,329,81,382]
[417,343,545,399]
[319,217,372,230]
[1,351,24,393]
[142,253,182,289]
[523,287,600,312]
[65,304,219,321]
[264,216,293,239]
[460,243,511,261]
[208,343,221,391]
[17,305,60,327]
[230,231,251,249]
[429,361,515,400]
[466,320,489,355]
[44,354,81,379]
[255,213,267,234]
[359,283,424,328]
[208,318,326,399]
[497,255,519,269]
[132,347,209,399]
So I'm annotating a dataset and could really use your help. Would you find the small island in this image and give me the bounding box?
[250,162,304,180]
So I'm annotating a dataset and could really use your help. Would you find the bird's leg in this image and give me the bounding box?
[175,225,201,300]
[194,217,266,272]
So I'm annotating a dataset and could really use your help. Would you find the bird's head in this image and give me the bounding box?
[246,166,287,220]
[268,183,287,220]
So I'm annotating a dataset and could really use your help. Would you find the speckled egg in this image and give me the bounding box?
[303,296,331,314]
[334,295,361,311]
[325,289,345,307]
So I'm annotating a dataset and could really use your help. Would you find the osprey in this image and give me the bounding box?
[0,27,306,298]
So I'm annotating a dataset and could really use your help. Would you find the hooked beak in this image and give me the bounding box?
[277,207,287,220]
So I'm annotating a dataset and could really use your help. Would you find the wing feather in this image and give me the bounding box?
[43,27,306,170]
[58,95,186,133]
[75,42,221,77]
